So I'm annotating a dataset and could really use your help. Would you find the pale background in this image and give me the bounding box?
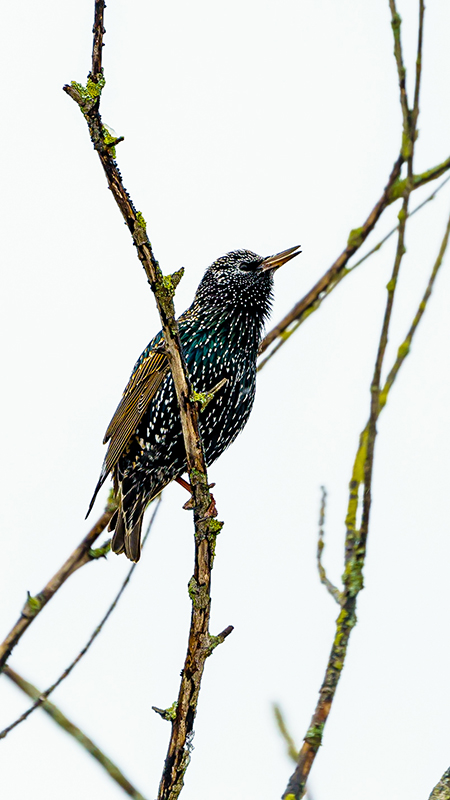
[1,1,450,799]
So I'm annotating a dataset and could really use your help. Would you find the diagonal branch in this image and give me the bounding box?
[0,499,161,740]
[316,487,342,605]
[64,4,231,797]
[258,152,450,371]
[0,499,116,673]
[282,208,407,799]
[428,767,450,800]
[412,0,425,136]
[282,200,450,798]
[282,8,434,793]
[3,665,149,800]
[273,704,299,763]
[258,154,403,363]
[389,0,411,157]
[258,172,450,371]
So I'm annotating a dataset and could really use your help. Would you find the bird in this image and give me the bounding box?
[87,245,301,561]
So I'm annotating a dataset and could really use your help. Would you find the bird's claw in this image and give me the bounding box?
[182,489,218,519]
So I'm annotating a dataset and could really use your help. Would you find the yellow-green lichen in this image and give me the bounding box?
[26,593,42,614]
[88,540,111,559]
[304,722,324,748]
[102,125,118,158]
[397,341,410,359]
[187,577,209,609]
[347,227,364,249]
[190,389,214,412]
[136,211,147,230]
[162,268,184,300]
[386,277,397,292]
[71,74,105,107]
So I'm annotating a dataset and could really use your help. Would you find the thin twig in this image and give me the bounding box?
[349,174,450,273]
[273,704,299,763]
[3,666,149,800]
[257,173,450,371]
[91,0,105,77]
[0,499,116,672]
[428,767,450,800]
[0,499,161,741]
[316,488,341,605]
[259,6,437,374]
[64,5,231,797]
[379,207,450,412]
[412,0,425,137]
[257,154,403,366]
[282,207,450,800]
[389,0,410,156]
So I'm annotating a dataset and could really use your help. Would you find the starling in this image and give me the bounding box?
[87,245,301,561]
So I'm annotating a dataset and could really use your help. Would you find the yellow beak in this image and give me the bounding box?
[261,245,302,272]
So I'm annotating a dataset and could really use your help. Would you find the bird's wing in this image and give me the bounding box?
[102,346,170,478]
[86,345,170,519]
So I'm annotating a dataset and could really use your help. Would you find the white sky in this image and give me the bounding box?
[1,1,450,799]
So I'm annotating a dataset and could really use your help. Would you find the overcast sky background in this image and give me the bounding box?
[1,1,450,799]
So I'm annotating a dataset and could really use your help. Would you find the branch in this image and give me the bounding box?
[273,704,299,763]
[0,498,116,672]
[0,499,161,741]
[282,200,450,798]
[259,1,444,370]
[3,666,149,800]
[412,1,425,137]
[258,173,450,371]
[385,157,450,202]
[282,9,432,792]
[349,174,450,273]
[316,487,341,605]
[429,768,450,800]
[257,154,403,364]
[64,4,230,796]
[389,1,411,157]
[257,157,450,372]
[379,207,450,412]
[258,2,441,373]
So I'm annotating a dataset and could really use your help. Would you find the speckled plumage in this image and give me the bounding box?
[87,246,300,561]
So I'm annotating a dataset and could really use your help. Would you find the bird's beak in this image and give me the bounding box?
[261,245,302,272]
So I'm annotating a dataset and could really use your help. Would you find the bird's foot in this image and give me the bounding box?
[200,493,218,520]
[188,492,218,520]
[179,476,217,517]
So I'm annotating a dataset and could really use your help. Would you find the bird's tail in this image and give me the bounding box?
[108,482,146,562]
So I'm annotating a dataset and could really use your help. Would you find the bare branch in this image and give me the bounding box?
[3,665,148,800]
[273,704,299,763]
[91,0,105,78]
[316,488,342,605]
[258,172,450,371]
[281,9,436,790]
[350,174,450,273]
[64,4,230,796]
[386,158,450,202]
[0,499,116,672]
[258,155,403,364]
[0,499,161,740]
[412,1,425,135]
[428,767,450,800]
[379,207,450,411]
[389,1,411,157]
[281,199,450,798]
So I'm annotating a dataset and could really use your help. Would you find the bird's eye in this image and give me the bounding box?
[239,261,261,272]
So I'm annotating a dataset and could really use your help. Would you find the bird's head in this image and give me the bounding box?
[194,245,301,318]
